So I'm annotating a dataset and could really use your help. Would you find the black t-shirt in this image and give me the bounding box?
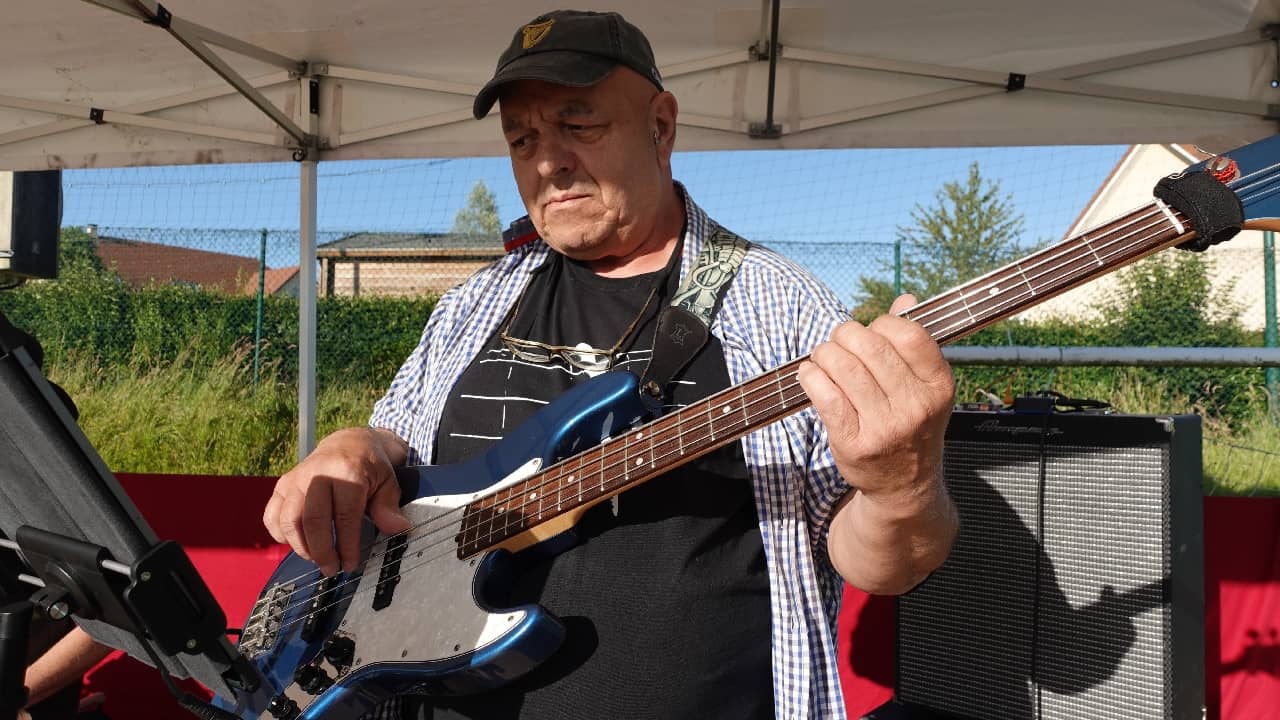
[409,246,774,720]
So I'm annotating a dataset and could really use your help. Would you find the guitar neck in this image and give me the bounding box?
[906,201,1188,344]
[457,200,1189,557]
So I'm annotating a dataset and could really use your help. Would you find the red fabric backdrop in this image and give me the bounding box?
[82,475,1279,719]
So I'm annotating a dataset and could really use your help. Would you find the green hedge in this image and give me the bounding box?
[0,266,436,390]
[951,319,1265,423]
[2,260,1267,425]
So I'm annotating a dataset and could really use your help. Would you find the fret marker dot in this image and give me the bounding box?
[528,493,536,500]
[722,405,732,414]
[635,458,643,466]
[988,286,999,296]
[635,431,643,440]
[567,475,575,483]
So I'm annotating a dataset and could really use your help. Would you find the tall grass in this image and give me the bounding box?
[40,350,1279,494]
[47,346,377,477]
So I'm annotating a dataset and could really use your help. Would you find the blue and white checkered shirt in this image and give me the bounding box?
[371,188,853,719]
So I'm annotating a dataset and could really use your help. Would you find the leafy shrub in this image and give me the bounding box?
[1,266,436,393]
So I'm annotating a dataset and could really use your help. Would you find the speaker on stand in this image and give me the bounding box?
[0,170,61,284]
[867,409,1204,720]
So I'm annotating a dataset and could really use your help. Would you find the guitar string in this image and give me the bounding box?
[1228,159,1280,196]
[906,210,1174,331]
[255,198,1200,636]
[248,160,1280,625]
[248,207,1240,639]
[911,214,1176,341]
[253,369,812,635]
[245,202,1213,631]
[243,368,804,626]
[907,154,1280,330]
[243,187,1233,624]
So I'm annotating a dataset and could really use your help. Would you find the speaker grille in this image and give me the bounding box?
[896,412,1202,720]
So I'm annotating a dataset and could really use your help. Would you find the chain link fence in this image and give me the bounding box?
[0,146,1274,491]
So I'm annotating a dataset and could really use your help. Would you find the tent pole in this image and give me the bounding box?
[297,75,321,460]
[750,0,782,139]
[298,158,317,459]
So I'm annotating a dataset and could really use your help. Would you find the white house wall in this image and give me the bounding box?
[1019,144,1272,330]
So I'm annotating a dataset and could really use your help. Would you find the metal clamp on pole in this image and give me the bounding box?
[144,3,172,28]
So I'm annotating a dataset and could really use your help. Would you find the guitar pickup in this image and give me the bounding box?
[300,574,341,643]
[371,534,407,611]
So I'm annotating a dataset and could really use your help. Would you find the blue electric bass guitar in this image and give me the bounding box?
[217,135,1280,719]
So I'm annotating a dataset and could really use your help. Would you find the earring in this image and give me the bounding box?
[652,131,661,145]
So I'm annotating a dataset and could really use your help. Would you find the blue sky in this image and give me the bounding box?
[60,145,1129,302]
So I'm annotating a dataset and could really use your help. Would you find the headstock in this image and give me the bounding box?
[1185,134,1280,232]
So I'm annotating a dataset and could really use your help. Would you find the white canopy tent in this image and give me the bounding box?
[3,0,1280,166]
[3,0,1279,455]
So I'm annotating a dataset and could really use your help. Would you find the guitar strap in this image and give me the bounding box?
[638,223,749,410]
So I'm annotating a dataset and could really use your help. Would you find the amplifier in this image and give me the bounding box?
[890,410,1204,720]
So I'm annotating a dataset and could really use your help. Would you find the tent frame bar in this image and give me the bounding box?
[320,52,752,148]
[78,0,315,150]
[82,0,304,72]
[785,46,1272,118]
[319,23,1280,148]
[320,65,478,98]
[338,109,474,148]
[0,73,292,152]
[785,27,1280,135]
[0,94,279,147]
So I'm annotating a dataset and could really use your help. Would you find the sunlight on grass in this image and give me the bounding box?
[47,346,375,477]
[40,351,1280,494]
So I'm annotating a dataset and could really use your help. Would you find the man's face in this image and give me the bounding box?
[498,69,671,265]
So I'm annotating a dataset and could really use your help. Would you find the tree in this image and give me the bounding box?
[1095,250,1255,422]
[1098,250,1244,347]
[451,181,501,239]
[854,162,1028,322]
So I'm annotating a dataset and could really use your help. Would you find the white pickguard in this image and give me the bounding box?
[327,457,544,671]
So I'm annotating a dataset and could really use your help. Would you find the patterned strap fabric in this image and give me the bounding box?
[637,223,750,407]
[670,222,749,325]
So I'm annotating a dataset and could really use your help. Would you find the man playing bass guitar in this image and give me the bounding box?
[262,9,959,719]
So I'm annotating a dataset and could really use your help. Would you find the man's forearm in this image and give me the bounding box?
[827,479,959,595]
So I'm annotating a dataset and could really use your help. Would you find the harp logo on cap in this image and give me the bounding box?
[522,19,554,49]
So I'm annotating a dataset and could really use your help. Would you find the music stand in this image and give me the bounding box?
[0,310,261,719]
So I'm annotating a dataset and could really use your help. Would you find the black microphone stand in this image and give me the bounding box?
[0,598,33,720]
[0,528,262,720]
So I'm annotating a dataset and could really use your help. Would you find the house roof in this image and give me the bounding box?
[319,232,501,253]
[1062,143,1216,239]
[247,266,299,296]
[95,236,264,293]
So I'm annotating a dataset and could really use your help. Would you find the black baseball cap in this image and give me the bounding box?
[473,10,664,119]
